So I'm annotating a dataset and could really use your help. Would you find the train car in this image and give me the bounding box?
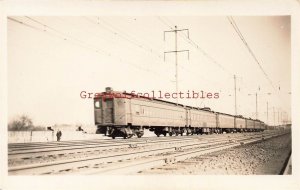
[94,87,268,138]
[188,108,217,134]
[216,112,235,133]
[261,122,266,131]
[234,116,246,132]
[94,88,188,138]
[245,118,255,132]
[266,125,275,130]
[254,120,262,132]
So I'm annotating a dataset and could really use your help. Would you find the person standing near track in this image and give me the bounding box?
[56,129,62,141]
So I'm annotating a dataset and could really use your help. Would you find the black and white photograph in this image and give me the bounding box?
[1,1,300,190]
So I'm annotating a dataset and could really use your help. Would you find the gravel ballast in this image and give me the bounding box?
[141,132,291,175]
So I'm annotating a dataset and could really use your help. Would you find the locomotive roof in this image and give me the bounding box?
[94,91,187,107]
[215,111,234,117]
[121,92,218,114]
[95,90,265,122]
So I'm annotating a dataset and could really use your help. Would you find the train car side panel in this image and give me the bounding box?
[218,113,235,129]
[125,98,186,127]
[235,117,246,132]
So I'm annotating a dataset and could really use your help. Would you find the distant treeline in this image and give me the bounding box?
[8,115,46,131]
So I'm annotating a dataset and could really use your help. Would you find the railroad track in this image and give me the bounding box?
[8,133,254,161]
[8,130,285,175]
[8,133,248,151]
[84,131,286,175]
[9,135,213,151]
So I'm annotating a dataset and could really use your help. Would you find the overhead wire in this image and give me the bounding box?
[90,16,227,91]
[161,16,289,120]
[227,16,276,91]
[9,16,163,77]
[158,16,234,110]
[160,16,233,76]
[86,17,164,60]
[227,16,289,116]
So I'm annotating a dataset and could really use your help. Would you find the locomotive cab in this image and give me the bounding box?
[94,87,141,139]
[94,97,114,135]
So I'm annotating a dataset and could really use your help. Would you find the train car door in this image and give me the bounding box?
[103,98,114,124]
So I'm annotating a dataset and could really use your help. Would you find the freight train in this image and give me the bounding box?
[94,87,266,139]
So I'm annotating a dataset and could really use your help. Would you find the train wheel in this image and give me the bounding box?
[128,134,134,138]
[163,133,167,137]
[169,132,173,136]
[112,136,115,139]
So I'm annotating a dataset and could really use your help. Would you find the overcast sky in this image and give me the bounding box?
[8,16,291,126]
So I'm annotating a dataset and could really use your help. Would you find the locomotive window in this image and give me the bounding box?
[106,100,113,108]
[94,101,100,108]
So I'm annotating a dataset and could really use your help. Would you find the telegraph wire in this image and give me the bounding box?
[157,16,235,109]
[158,16,236,110]
[85,17,164,60]
[227,16,276,91]
[166,16,266,115]
[8,17,40,31]
[93,17,227,89]
[83,16,179,77]
[157,17,232,87]
[9,17,163,77]
[158,16,232,76]
[227,16,289,116]
[163,16,288,115]
[88,16,228,90]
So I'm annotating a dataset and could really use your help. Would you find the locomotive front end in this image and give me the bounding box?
[94,87,128,138]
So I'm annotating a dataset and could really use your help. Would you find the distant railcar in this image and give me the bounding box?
[188,108,217,134]
[235,116,246,132]
[254,120,262,132]
[216,112,235,133]
[246,119,255,132]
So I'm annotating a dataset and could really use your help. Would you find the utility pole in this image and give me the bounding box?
[255,93,258,120]
[234,75,237,115]
[273,107,275,126]
[267,102,269,125]
[164,26,189,104]
[278,108,280,125]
